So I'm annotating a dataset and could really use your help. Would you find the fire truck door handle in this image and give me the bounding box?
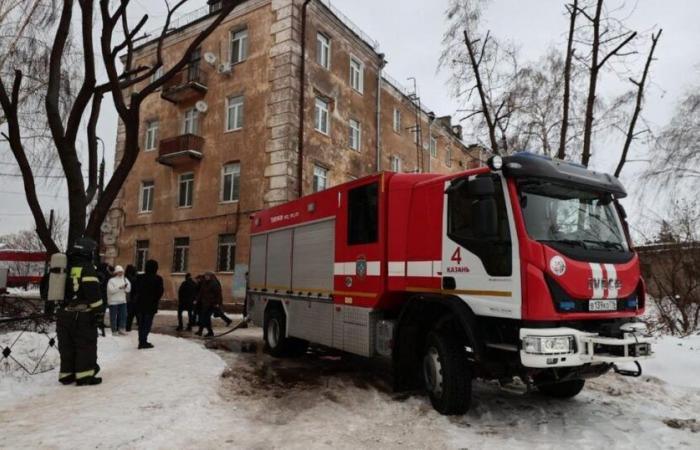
[442,277,456,290]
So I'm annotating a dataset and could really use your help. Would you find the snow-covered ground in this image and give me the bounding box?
[1,327,699,449]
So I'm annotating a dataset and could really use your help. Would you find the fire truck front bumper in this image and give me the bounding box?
[519,325,653,369]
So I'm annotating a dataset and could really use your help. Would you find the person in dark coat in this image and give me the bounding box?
[195,272,221,337]
[210,274,233,326]
[124,264,138,331]
[134,259,164,349]
[177,273,197,331]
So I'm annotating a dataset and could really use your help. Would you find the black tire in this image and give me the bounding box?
[537,379,585,398]
[422,331,472,415]
[263,307,308,357]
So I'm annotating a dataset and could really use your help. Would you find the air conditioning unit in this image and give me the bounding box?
[218,62,232,75]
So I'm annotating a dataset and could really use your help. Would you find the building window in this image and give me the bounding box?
[135,240,149,273]
[230,28,248,64]
[349,56,364,93]
[217,234,236,272]
[430,136,437,158]
[221,162,240,202]
[139,181,154,213]
[313,165,328,192]
[172,237,190,273]
[182,108,199,135]
[178,172,194,208]
[150,66,163,84]
[393,108,401,133]
[390,155,401,172]
[349,119,361,151]
[144,120,159,151]
[445,146,452,167]
[314,97,329,135]
[316,32,330,69]
[226,95,244,131]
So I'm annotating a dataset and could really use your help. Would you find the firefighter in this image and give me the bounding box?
[56,237,104,386]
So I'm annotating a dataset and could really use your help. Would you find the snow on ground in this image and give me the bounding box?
[1,325,699,449]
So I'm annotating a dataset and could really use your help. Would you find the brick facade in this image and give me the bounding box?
[105,0,481,303]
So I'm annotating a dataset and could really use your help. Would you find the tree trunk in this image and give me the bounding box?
[581,0,603,168]
[558,0,578,160]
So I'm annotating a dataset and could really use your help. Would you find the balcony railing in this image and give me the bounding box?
[157,134,204,166]
[161,65,209,103]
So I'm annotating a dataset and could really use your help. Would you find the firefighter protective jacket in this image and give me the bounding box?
[64,257,104,313]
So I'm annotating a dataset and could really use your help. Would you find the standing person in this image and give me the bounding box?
[56,237,104,386]
[124,264,138,331]
[210,273,232,326]
[134,259,163,349]
[176,273,197,331]
[196,272,221,337]
[106,266,131,336]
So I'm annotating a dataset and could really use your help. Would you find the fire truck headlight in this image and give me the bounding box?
[488,155,503,170]
[523,335,575,355]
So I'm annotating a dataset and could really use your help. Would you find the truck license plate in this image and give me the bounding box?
[589,299,617,312]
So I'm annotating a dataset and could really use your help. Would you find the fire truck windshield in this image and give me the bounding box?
[518,181,629,252]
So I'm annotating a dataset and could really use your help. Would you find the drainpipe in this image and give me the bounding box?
[427,111,435,173]
[375,53,386,172]
[297,0,312,199]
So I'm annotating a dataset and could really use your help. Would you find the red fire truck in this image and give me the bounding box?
[246,152,652,415]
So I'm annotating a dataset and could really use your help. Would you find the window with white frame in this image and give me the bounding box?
[390,155,402,172]
[182,108,199,134]
[135,240,149,273]
[172,237,189,273]
[226,95,244,131]
[313,165,328,192]
[230,28,248,64]
[221,162,240,202]
[393,108,401,133]
[178,172,194,207]
[316,32,330,69]
[349,119,361,151]
[139,181,154,213]
[314,97,329,134]
[430,136,437,158]
[349,56,364,93]
[150,66,163,84]
[217,234,236,272]
[445,146,452,167]
[144,120,159,151]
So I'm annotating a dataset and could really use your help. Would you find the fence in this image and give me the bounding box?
[0,295,58,376]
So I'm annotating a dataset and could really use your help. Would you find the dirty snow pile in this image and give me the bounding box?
[1,330,699,449]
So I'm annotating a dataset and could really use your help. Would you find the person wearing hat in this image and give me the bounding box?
[56,237,104,386]
[107,265,131,336]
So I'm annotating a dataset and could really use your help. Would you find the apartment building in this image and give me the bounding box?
[104,0,482,302]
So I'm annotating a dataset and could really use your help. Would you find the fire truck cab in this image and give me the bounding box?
[246,151,652,415]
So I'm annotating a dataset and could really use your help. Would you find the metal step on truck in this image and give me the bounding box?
[246,151,652,415]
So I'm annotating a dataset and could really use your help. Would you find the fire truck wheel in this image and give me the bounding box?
[264,307,308,357]
[537,379,586,398]
[422,331,471,415]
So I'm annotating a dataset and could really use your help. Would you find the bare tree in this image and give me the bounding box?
[644,86,700,189]
[0,213,67,277]
[639,201,700,336]
[558,0,578,160]
[0,0,243,254]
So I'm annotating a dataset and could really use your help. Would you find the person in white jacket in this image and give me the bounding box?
[107,265,131,336]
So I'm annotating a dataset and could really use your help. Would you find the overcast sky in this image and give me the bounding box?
[1,0,698,238]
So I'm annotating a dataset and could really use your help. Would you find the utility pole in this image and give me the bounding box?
[43,209,54,274]
[96,137,106,263]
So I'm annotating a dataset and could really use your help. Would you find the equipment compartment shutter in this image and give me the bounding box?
[292,219,334,293]
[249,234,267,288]
[266,229,293,291]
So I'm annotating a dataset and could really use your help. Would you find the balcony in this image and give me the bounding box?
[157,134,204,167]
[161,66,208,103]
